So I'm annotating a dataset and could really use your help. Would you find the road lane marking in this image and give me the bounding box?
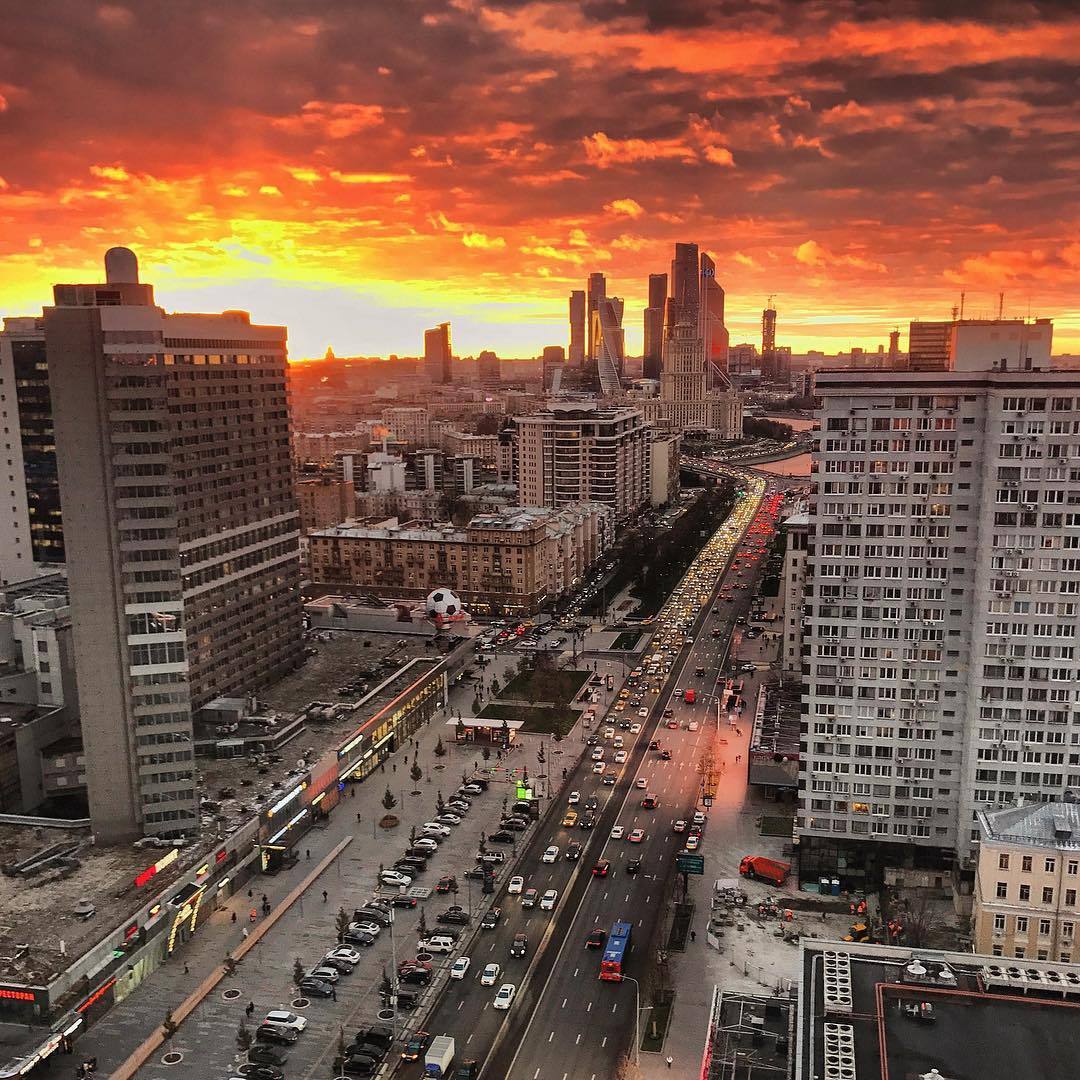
[467,1034,473,1044]
[587,1000,592,1012]
[612,1002,618,1013]
[548,1031,555,1042]
[576,1033,582,1045]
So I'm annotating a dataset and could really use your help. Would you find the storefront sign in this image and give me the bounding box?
[134,847,179,888]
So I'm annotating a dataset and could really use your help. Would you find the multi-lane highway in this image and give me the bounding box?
[393,478,774,1079]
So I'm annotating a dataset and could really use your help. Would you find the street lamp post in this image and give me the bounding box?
[619,974,651,1066]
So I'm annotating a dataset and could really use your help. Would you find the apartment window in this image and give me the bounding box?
[1022,855,1033,872]
[1068,861,1078,876]
[1067,890,1077,907]
[1045,858,1057,873]
[1019,885,1031,901]
[1043,887,1054,904]
[998,854,1011,872]
[1015,947,1026,958]
[1040,919,1052,936]
[993,913,1006,931]
[996,881,1008,899]
[1017,916,1029,932]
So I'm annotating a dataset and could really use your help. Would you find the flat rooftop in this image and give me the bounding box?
[0,630,453,986]
[800,941,1080,1080]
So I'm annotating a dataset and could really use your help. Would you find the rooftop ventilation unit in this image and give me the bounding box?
[822,1022,856,1080]
[823,951,853,1016]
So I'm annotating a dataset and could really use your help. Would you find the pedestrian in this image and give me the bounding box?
[331,985,337,1001]
[322,889,328,903]
[306,849,311,860]
[690,930,696,942]
[357,811,362,823]
[183,963,189,974]
[246,1001,255,1017]
[666,1056,673,1069]
[241,927,249,940]
[392,763,397,773]
[231,911,237,923]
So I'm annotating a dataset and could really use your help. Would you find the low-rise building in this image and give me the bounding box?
[974,799,1080,962]
[308,503,613,615]
[647,430,682,507]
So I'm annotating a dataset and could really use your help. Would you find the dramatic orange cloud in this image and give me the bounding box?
[0,0,1076,357]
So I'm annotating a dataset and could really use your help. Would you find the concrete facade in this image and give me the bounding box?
[511,404,649,521]
[296,476,355,532]
[45,250,303,841]
[801,354,1080,868]
[779,511,809,678]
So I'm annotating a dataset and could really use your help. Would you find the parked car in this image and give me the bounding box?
[488,830,515,844]
[299,976,334,997]
[436,907,471,925]
[247,1044,288,1067]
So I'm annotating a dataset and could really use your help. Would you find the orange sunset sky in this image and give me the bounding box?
[1,0,1078,359]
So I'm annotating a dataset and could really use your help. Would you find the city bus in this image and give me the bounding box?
[600,920,633,980]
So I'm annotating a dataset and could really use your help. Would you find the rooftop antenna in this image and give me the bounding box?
[950,303,959,322]
[959,291,966,320]
[998,292,1005,320]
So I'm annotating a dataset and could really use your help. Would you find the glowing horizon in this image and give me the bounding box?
[1,1,1077,359]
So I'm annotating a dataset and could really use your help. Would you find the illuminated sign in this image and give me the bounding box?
[194,863,210,880]
[215,848,228,863]
[338,730,366,757]
[134,847,179,888]
[147,903,162,919]
[124,922,139,941]
[0,987,35,1002]
[167,888,204,954]
[268,807,308,844]
[267,782,306,818]
[311,792,325,806]
[76,978,115,1013]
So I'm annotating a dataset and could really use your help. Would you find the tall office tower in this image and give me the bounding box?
[799,330,1080,883]
[592,298,625,396]
[511,403,648,521]
[666,242,700,331]
[642,272,667,381]
[586,273,606,360]
[761,300,777,376]
[0,317,65,582]
[542,345,566,392]
[888,329,901,367]
[568,290,586,364]
[46,248,302,842]
[424,322,453,384]
[477,350,500,383]
[699,253,729,379]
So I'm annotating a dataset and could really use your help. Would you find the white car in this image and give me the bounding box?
[638,708,649,718]
[604,728,615,739]
[591,748,604,761]
[611,825,625,839]
[567,791,580,805]
[264,1010,307,1034]
[379,870,412,887]
[493,983,517,1009]
[450,956,471,980]
[635,778,648,789]
[507,875,524,894]
[688,721,699,732]
[692,810,706,825]
[615,750,628,763]
[481,962,501,986]
[349,920,382,936]
[325,946,363,965]
[415,836,441,849]
[540,889,558,911]
[630,723,642,734]
[592,762,605,774]
[421,822,451,836]
[542,845,559,863]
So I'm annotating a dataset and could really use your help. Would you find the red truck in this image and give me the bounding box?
[739,855,791,887]
[684,689,696,704]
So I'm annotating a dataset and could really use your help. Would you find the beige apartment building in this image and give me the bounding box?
[779,510,808,679]
[308,503,612,615]
[512,404,649,521]
[381,406,430,447]
[973,800,1080,963]
[297,476,355,532]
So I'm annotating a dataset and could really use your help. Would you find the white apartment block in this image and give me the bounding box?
[779,511,809,679]
[512,404,649,521]
[801,357,1080,870]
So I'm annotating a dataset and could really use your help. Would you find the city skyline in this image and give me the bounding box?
[0,1,1077,359]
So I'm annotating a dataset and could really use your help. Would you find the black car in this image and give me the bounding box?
[405,846,433,860]
[579,814,596,829]
[489,830,515,844]
[586,928,607,949]
[396,858,427,874]
[353,907,392,927]
[481,906,502,929]
[390,895,418,908]
[586,735,600,746]
[346,1042,385,1065]
[355,1023,395,1051]
[437,908,471,925]
[343,929,377,947]
[565,841,583,860]
[618,719,632,730]
[318,955,355,975]
[248,1044,288,1066]
[501,818,528,832]
[626,858,642,875]
[510,932,528,958]
[464,865,487,880]
[300,976,334,997]
[242,1066,285,1080]
[584,796,599,811]
[457,1061,480,1079]
[399,966,433,986]
[341,1056,378,1077]
[380,987,418,1010]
